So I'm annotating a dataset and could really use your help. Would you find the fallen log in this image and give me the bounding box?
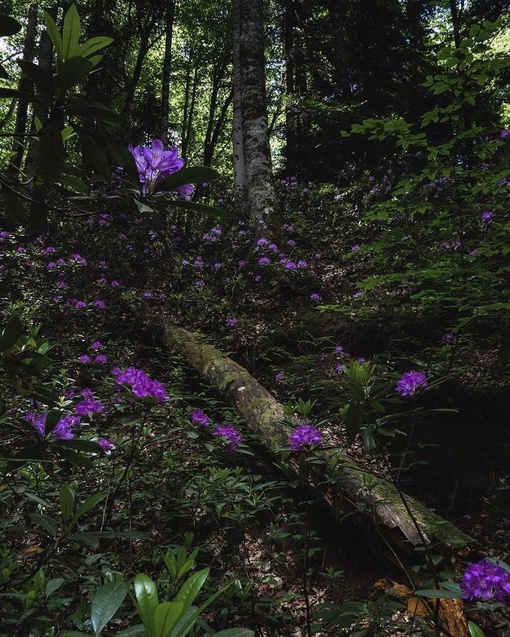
[155,323,473,560]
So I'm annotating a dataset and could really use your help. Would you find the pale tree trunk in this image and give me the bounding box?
[237,0,280,227]
[231,0,246,189]
[160,0,175,142]
[10,3,38,173]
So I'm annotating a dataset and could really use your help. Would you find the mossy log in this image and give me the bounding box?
[158,323,473,558]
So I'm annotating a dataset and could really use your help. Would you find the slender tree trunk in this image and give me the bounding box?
[284,0,296,176]
[160,0,175,142]
[182,63,199,159]
[204,89,233,166]
[231,0,246,189]
[238,0,279,226]
[10,3,38,174]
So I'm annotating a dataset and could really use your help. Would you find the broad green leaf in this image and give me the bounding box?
[28,513,58,538]
[55,448,94,469]
[115,626,146,637]
[58,56,93,90]
[44,11,63,61]
[0,63,9,79]
[77,36,113,58]
[45,578,65,597]
[70,492,107,525]
[175,568,209,611]
[37,127,65,183]
[60,439,103,453]
[45,409,63,435]
[0,15,21,36]
[60,484,75,524]
[0,87,39,101]
[91,581,128,636]
[134,199,154,213]
[154,167,220,192]
[17,60,54,97]
[154,601,184,637]
[58,174,89,193]
[75,129,110,179]
[0,316,22,352]
[62,5,81,59]
[104,136,139,182]
[133,573,159,637]
[69,98,128,126]
[213,630,255,637]
[468,621,485,637]
[166,607,197,637]
[415,588,463,599]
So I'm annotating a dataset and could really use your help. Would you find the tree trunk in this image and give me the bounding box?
[231,0,246,189]
[238,0,279,226]
[155,322,473,560]
[160,0,175,142]
[10,3,38,174]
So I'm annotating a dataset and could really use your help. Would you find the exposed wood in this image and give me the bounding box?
[155,322,473,563]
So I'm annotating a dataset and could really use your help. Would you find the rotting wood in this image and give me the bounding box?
[156,323,473,558]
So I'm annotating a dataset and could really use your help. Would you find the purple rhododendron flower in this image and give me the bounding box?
[226,317,238,327]
[112,366,169,403]
[75,398,105,417]
[128,139,192,197]
[395,370,428,397]
[212,424,242,450]
[190,409,211,427]
[460,560,510,602]
[79,354,92,364]
[98,438,113,450]
[95,354,108,364]
[310,293,321,301]
[91,341,103,350]
[290,423,323,451]
[26,413,79,439]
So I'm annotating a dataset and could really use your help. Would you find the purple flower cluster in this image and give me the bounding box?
[290,423,323,451]
[111,366,169,403]
[128,139,193,198]
[27,413,80,440]
[395,370,428,397]
[212,424,242,450]
[460,560,510,603]
[190,409,211,427]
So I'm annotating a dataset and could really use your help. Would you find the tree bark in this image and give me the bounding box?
[237,0,280,226]
[231,0,246,190]
[160,0,175,142]
[155,322,473,560]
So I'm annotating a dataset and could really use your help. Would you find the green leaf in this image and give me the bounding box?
[28,513,58,538]
[17,60,54,97]
[0,316,22,352]
[175,569,209,612]
[468,621,485,637]
[213,630,255,637]
[134,199,154,213]
[154,601,184,637]
[44,11,63,61]
[133,573,159,637]
[60,439,103,453]
[46,577,65,597]
[70,492,107,526]
[154,167,220,192]
[0,87,39,102]
[115,627,146,637]
[415,588,463,599]
[37,126,65,183]
[75,130,110,179]
[60,484,75,524]
[91,581,128,636]
[77,36,114,58]
[69,98,128,126]
[58,56,93,90]
[55,448,94,469]
[0,15,22,36]
[62,4,81,60]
